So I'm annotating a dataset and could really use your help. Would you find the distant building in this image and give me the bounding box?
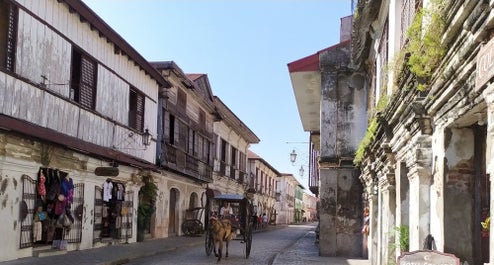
[247,150,278,224]
[274,173,300,224]
[303,192,317,222]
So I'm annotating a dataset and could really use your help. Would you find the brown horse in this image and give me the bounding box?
[209,217,233,262]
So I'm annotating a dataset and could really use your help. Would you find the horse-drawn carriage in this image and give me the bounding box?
[181,206,205,236]
[204,193,253,261]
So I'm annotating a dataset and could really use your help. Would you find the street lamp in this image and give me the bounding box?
[299,165,304,177]
[290,149,297,164]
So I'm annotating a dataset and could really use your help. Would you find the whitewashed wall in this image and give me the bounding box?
[8,0,160,162]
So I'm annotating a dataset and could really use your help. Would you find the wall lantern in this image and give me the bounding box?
[246,187,256,200]
[290,149,297,164]
[142,129,151,146]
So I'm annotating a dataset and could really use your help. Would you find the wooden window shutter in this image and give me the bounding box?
[136,93,144,131]
[6,2,17,72]
[129,87,145,131]
[79,55,96,109]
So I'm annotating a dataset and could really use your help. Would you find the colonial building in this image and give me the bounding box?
[274,173,298,225]
[0,0,171,261]
[353,0,494,264]
[288,14,367,257]
[151,61,216,238]
[294,183,305,223]
[247,150,279,224]
[210,95,259,198]
[303,192,317,222]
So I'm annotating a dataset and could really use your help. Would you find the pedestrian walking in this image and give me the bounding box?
[262,213,268,228]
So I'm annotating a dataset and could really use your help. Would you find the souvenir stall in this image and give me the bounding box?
[34,168,74,249]
[100,179,126,239]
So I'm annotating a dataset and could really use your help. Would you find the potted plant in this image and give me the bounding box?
[481,216,490,238]
[137,176,158,242]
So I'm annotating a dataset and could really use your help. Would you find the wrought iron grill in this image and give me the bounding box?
[20,175,36,249]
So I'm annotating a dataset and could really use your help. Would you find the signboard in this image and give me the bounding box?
[398,250,460,265]
[94,167,119,176]
[476,38,494,92]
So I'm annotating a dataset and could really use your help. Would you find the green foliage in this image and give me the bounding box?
[138,176,158,229]
[387,225,409,265]
[354,95,388,164]
[354,117,378,164]
[394,225,409,252]
[403,0,446,91]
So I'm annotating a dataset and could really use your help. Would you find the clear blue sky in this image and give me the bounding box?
[82,0,352,193]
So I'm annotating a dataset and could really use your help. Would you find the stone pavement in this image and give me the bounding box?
[272,230,370,265]
[0,224,370,265]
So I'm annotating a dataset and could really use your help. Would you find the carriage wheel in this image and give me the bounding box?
[244,224,253,258]
[205,228,213,256]
[182,220,194,236]
[193,219,204,235]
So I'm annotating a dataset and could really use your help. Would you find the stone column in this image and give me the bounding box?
[379,173,396,265]
[369,188,379,265]
[407,135,432,250]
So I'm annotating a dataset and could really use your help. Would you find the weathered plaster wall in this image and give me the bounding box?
[319,167,362,257]
[444,127,474,263]
[318,42,365,257]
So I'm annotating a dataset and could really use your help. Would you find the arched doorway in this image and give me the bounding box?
[168,188,180,236]
[189,192,199,209]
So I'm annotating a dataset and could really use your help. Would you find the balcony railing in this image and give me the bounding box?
[161,143,212,182]
[238,171,245,184]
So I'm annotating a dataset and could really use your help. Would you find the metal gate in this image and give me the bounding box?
[20,174,36,249]
[20,174,84,248]
[93,186,134,243]
[120,190,134,240]
[93,186,103,244]
[65,183,84,243]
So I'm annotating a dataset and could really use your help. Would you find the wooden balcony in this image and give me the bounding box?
[161,143,212,183]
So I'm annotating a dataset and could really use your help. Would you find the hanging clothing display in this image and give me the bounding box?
[38,169,46,202]
[60,172,74,203]
[100,180,126,239]
[103,180,113,202]
[34,167,74,246]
